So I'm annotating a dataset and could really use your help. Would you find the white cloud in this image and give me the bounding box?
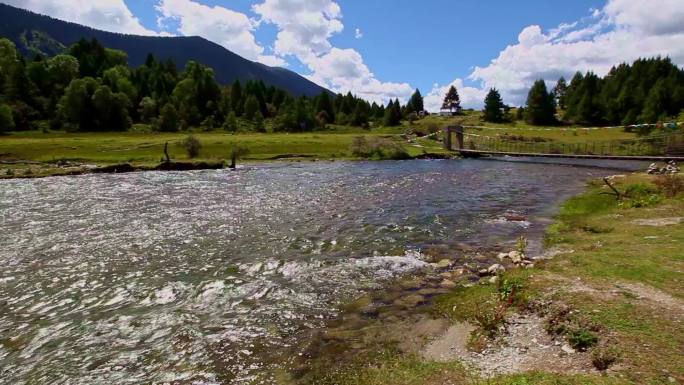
[355,28,363,39]
[156,0,284,66]
[3,0,157,35]
[253,0,343,61]
[462,0,684,107]
[253,0,412,103]
[424,79,487,112]
[306,48,413,103]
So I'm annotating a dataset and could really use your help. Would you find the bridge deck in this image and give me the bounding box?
[458,149,684,161]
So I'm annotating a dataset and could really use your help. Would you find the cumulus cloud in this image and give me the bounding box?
[3,0,157,35]
[462,0,684,107]
[156,0,285,66]
[253,0,343,61]
[306,48,413,103]
[424,79,487,112]
[355,28,363,39]
[253,0,413,104]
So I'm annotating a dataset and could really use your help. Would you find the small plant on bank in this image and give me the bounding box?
[498,277,524,304]
[591,346,620,371]
[182,135,202,159]
[568,329,598,351]
[515,235,528,256]
[473,299,508,339]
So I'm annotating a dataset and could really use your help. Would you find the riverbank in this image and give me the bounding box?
[0,130,454,178]
[0,112,649,179]
[290,172,684,385]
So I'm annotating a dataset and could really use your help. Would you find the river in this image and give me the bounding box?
[0,159,647,384]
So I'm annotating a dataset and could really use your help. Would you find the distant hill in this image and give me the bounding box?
[0,3,329,97]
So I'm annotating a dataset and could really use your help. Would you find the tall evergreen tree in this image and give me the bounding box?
[442,85,461,113]
[383,99,402,126]
[483,88,505,123]
[553,77,568,110]
[315,91,335,122]
[231,80,243,116]
[524,80,556,125]
[409,89,424,113]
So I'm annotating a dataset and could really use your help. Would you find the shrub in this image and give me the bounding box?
[568,329,598,351]
[653,173,684,197]
[591,346,619,371]
[200,116,215,131]
[350,136,409,160]
[473,299,508,338]
[0,103,15,132]
[182,135,202,158]
[222,111,238,132]
[157,104,179,132]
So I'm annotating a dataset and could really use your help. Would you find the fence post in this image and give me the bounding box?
[443,127,452,150]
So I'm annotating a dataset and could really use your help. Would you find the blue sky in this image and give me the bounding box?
[6,0,684,109]
[121,0,602,101]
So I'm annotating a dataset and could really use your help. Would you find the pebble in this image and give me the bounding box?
[440,279,457,289]
[561,344,576,354]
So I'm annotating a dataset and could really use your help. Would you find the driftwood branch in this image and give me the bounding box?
[163,141,170,164]
[601,177,622,200]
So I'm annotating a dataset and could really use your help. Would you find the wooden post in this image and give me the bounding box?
[454,125,464,150]
[443,126,452,150]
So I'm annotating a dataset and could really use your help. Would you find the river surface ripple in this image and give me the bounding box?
[0,159,643,384]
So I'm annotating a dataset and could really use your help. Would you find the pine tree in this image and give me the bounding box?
[351,99,369,127]
[442,85,460,114]
[315,91,335,122]
[639,79,667,123]
[409,89,424,113]
[524,80,556,125]
[243,95,260,121]
[223,111,238,132]
[553,77,568,110]
[231,80,243,116]
[383,99,402,126]
[483,88,505,123]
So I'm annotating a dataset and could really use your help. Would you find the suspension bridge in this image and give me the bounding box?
[443,125,684,161]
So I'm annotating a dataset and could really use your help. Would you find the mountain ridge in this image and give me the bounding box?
[0,2,329,97]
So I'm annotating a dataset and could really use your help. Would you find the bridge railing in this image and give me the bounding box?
[456,131,684,157]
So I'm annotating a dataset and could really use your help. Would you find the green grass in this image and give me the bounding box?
[427,110,640,143]
[0,111,649,177]
[0,128,450,175]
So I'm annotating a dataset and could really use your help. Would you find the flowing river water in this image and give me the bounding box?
[0,159,646,384]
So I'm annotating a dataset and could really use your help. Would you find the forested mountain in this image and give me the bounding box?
[0,2,328,97]
[0,35,405,134]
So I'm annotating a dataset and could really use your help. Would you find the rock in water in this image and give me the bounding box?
[487,264,505,274]
[508,250,524,264]
[395,294,426,307]
[435,259,452,269]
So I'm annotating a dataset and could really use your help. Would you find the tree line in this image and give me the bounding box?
[481,57,684,127]
[0,37,426,133]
